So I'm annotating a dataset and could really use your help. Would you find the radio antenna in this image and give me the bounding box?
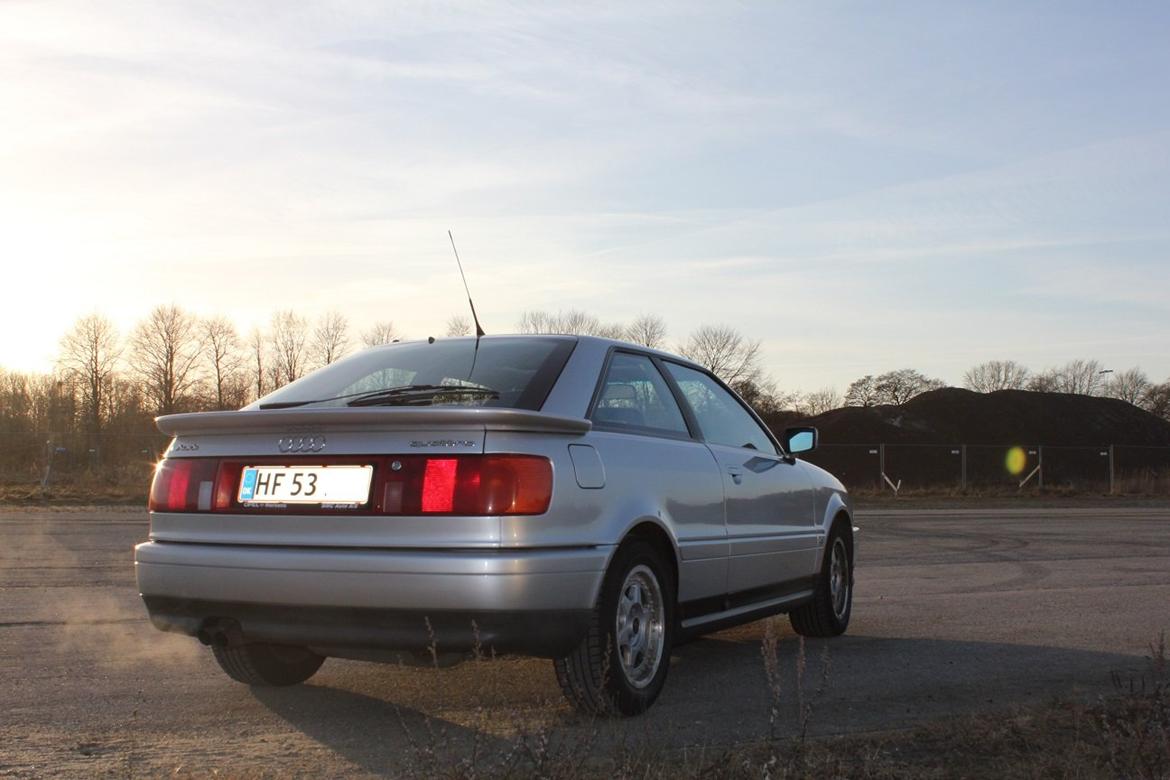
[448,230,485,338]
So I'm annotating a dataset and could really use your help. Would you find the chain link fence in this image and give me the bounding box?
[803,443,1170,494]
[0,431,170,490]
[2,432,1168,495]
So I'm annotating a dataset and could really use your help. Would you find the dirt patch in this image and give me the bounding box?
[771,388,1170,447]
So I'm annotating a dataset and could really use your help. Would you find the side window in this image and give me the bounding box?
[664,363,777,453]
[591,353,690,437]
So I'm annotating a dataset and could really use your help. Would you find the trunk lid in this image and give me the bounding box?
[149,406,588,549]
[158,407,589,458]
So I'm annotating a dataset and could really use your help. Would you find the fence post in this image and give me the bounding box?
[1109,444,1115,495]
[40,439,53,491]
[1038,446,1044,490]
[961,444,967,491]
[879,443,885,490]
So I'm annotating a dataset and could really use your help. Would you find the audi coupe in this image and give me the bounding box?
[136,335,854,715]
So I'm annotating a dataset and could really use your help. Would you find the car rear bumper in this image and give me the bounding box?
[134,541,610,657]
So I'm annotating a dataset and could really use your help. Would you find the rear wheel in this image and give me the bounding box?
[554,540,674,716]
[789,521,852,637]
[212,643,325,686]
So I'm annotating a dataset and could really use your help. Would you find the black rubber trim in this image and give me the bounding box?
[658,358,789,457]
[142,597,592,658]
[585,346,701,441]
[677,576,817,623]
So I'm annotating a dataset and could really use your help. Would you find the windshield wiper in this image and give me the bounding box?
[346,385,499,407]
[258,384,497,410]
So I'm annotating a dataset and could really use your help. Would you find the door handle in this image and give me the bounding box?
[726,467,744,485]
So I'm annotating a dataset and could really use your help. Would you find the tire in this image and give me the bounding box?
[554,539,675,716]
[789,521,853,638]
[212,643,325,686]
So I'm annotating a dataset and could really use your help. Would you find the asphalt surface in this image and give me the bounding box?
[1,504,1168,777]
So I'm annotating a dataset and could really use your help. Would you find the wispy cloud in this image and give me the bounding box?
[1,1,1168,389]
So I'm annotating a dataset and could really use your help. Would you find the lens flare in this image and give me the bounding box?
[1005,446,1027,476]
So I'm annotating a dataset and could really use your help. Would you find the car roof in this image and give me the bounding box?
[421,333,704,370]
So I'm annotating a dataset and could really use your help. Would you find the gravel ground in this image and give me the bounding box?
[1,504,1168,777]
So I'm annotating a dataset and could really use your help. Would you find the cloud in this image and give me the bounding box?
[1,2,1168,391]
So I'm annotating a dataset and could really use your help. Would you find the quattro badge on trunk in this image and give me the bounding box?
[410,439,477,448]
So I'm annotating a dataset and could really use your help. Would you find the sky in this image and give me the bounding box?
[2,1,1168,393]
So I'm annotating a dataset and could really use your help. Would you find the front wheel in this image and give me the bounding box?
[554,540,675,716]
[789,522,853,637]
[212,643,325,686]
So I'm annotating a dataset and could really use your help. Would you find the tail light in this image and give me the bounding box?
[150,454,552,516]
[410,455,552,516]
[149,458,219,512]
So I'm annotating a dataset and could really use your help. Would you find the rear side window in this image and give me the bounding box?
[591,353,690,437]
[664,362,777,453]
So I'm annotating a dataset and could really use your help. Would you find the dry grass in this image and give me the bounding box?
[377,629,1170,779]
[0,480,145,505]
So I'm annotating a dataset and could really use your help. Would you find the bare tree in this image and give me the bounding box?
[734,375,797,415]
[1141,381,1170,421]
[1026,368,1059,393]
[361,321,400,347]
[595,322,628,339]
[1032,359,1107,395]
[844,375,879,407]
[518,309,585,334]
[1103,367,1150,405]
[874,368,945,405]
[802,387,843,415]
[248,327,267,400]
[516,310,555,334]
[445,315,472,337]
[678,325,762,388]
[517,309,625,337]
[846,370,943,406]
[625,314,667,349]
[57,313,121,433]
[311,311,350,367]
[265,360,284,395]
[963,360,1030,392]
[105,374,150,432]
[0,370,33,432]
[203,316,244,410]
[129,305,205,415]
[1059,359,1106,395]
[270,311,309,386]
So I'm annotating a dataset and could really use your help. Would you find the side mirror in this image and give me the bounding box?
[784,426,818,455]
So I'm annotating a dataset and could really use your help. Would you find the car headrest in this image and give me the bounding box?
[600,383,638,404]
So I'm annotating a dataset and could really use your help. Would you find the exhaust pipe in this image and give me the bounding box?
[197,620,241,647]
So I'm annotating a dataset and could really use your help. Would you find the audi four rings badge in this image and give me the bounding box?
[277,435,326,453]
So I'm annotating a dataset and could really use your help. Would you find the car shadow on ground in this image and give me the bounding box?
[251,626,1154,767]
[251,682,523,776]
[636,628,1151,745]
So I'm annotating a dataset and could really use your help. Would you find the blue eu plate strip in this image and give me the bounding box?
[239,467,257,501]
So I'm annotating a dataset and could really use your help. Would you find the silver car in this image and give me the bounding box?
[136,335,854,715]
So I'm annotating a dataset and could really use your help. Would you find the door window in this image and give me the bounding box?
[591,353,690,437]
[664,363,777,453]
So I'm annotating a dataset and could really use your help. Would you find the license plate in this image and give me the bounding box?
[238,465,373,506]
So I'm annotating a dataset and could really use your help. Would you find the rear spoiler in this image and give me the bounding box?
[156,407,592,437]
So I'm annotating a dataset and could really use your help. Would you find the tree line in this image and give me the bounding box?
[843,359,1169,417]
[1,306,1168,483]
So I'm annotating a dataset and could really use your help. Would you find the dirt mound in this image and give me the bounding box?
[776,388,1170,445]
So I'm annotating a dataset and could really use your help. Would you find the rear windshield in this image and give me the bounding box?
[248,337,576,411]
